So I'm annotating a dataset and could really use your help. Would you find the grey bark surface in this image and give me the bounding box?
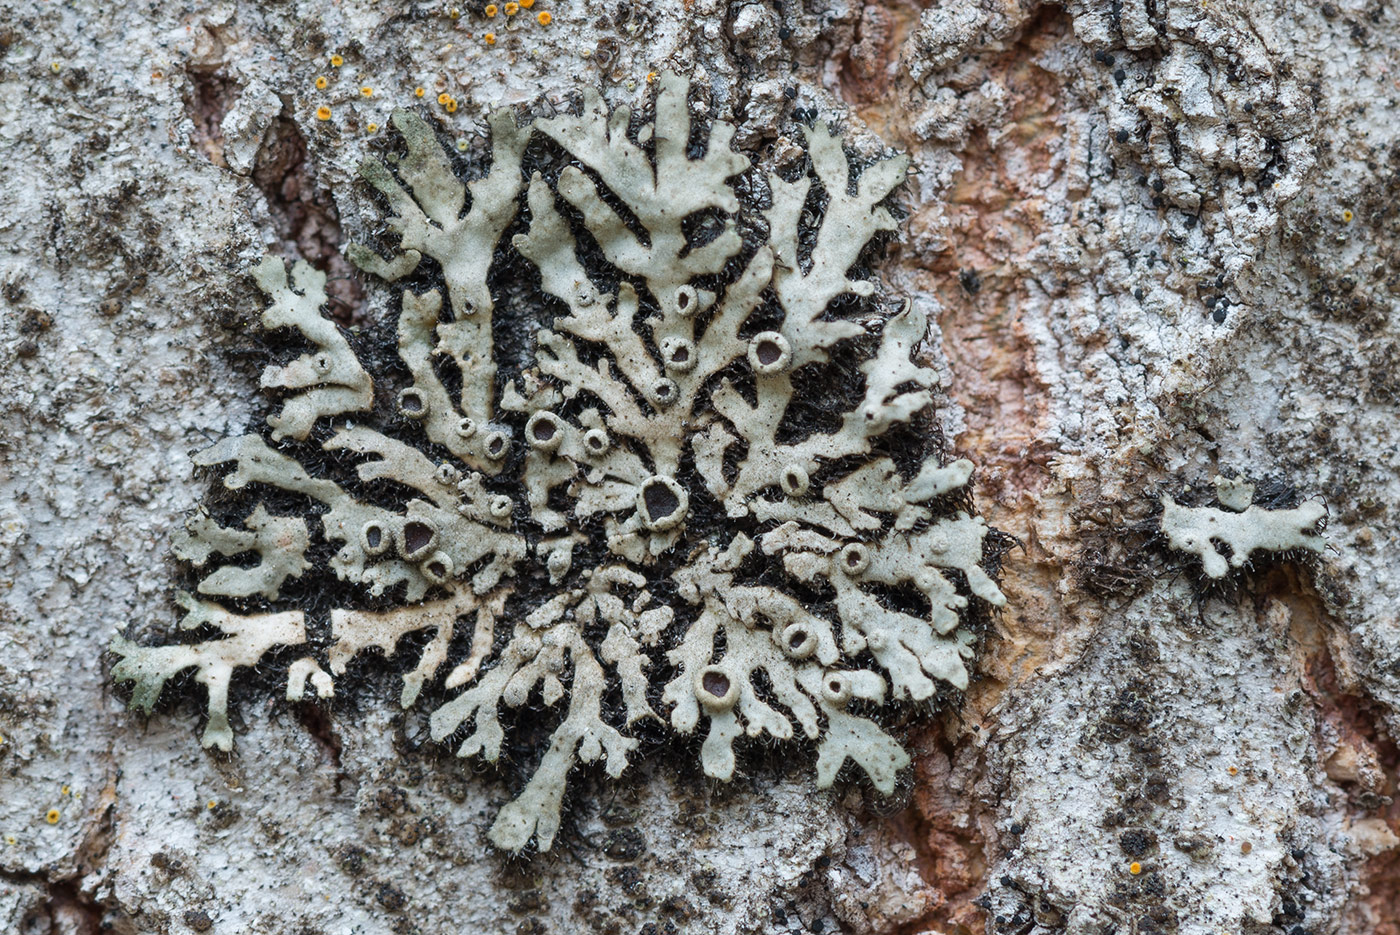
[1,0,1397,933]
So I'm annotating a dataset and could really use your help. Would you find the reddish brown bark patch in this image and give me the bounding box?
[1293,591,1400,934]
[838,0,925,110]
[898,5,1076,710]
[894,729,989,935]
[867,10,1082,928]
[1260,565,1400,934]
[905,10,1069,505]
[185,69,235,169]
[252,113,365,326]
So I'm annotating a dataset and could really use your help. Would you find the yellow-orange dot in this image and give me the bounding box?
[536,10,551,24]
[50,61,62,73]
[505,2,518,13]
[445,99,459,113]
[1227,766,1239,775]
[45,809,60,825]
[483,32,496,44]
[207,799,217,809]
[316,105,332,121]
[1128,861,1142,875]
[1240,841,1252,854]
[646,71,658,83]
[485,3,498,15]
[521,0,535,7]
[330,54,344,67]
[315,75,328,90]
[360,86,374,98]
[449,6,461,17]
[61,785,70,796]
[438,92,452,105]
[415,87,426,97]
[1342,209,1354,223]
[366,123,379,133]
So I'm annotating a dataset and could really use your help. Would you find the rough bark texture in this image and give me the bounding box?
[1,0,1397,933]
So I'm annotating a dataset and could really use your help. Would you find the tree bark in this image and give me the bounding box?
[2,0,1397,933]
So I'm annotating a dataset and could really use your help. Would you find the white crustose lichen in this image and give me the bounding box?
[112,74,1008,852]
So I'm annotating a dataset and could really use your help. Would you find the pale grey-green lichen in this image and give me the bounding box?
[253,257,374,441]
[112,74,1008,852]
[172,504,311,600]
[1161,477,1327,578]
[112,593,309,751]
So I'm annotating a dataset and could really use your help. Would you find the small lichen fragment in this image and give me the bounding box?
[117,73,1009,852]
[112,593,307,750]
[1161,484,1326,578]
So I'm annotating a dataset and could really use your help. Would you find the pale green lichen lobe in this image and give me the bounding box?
[113,74,1008,853]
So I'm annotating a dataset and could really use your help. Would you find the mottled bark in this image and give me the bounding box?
[2,0,1398,933]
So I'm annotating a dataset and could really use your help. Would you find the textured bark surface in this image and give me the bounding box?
[1,0,1397,933]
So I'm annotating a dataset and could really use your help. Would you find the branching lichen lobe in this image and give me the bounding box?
[1161,474,1327,579]
[112,74,1007,852]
